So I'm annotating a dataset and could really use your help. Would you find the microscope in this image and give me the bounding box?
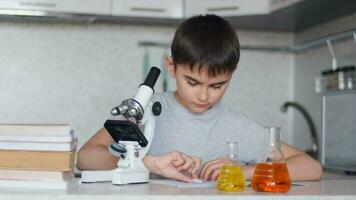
[81,67,162,185]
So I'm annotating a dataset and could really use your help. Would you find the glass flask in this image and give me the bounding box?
[217,141,245,192]
[251,127,291,193]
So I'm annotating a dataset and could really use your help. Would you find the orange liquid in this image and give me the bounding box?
[251,163,291,193]
[217,165,245,192]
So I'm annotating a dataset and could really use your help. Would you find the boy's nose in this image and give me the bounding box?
[198,88,208,102]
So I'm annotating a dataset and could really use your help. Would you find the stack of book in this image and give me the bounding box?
[0,124,77,189]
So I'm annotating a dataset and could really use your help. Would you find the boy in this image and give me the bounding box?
[77,14,322,183]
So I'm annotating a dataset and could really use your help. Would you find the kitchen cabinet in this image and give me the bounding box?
[185,0,271,17]
[184,0,303,17]
[0,0,353,32]
[0,0,111,15]
[269,0,303,12]
[112,0,183,19]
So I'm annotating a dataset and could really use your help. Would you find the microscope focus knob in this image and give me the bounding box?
[111,108,120,116]
[152,101,162,116]
[109,143,127,158]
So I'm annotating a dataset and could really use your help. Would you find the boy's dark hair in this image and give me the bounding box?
[171,14,240,77]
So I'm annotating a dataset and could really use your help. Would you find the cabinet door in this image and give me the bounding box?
[112,0,183,18]
[185,0,269,17]
[269,0,303,12]
[0,0,111,15]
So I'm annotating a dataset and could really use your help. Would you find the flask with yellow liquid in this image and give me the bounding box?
[251,127,291,193]
[217,141,245,192]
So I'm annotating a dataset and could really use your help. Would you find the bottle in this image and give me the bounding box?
[251,127,291,193]
[217,141,245,192]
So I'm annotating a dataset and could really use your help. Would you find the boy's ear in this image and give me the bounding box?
[164,56,176,78]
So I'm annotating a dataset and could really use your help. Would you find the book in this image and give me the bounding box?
[0,179,75,189]
[0,134,73,143]
[0,131,74,142]
[0,169,74,181]
[0,137,78,151]
[0,150,76,171]
[0,124,70,136]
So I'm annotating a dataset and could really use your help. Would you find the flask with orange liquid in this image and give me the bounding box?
[251,127,291,193]
[217,141,245,192]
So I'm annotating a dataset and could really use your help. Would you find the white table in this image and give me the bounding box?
[0,170,355,200]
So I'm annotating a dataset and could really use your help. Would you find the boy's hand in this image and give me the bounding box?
[175,153,201,179]
[143,151,201,183]
[199,158,236,181]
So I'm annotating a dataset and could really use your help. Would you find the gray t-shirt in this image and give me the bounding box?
[149,91,265,165]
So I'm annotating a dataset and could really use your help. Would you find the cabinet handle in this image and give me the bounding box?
[19,1,56,8]
[207,6,239,12]
[130,7,166,13]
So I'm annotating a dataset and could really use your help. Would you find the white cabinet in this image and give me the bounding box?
[0,0,304,21]
[185,0,270,17]
[269,0,303,12]
[112,0,183,18]
[0,0,111,15]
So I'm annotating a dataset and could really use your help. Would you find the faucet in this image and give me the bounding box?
[281,101,319,160]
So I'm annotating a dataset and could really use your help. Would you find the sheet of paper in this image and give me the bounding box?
[151,179,305,188]
[150,179,217,188]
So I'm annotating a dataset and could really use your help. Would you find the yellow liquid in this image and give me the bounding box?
[217,165,245,192]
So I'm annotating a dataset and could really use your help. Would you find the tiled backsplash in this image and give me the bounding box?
[0,21,293,148]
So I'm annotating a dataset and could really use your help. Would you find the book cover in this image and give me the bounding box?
[0,169,74,181]
[0,150,76,171]
[0,137,78,151]
[0,179,76,189]
[0,132,74,142]
[0,124,70,136]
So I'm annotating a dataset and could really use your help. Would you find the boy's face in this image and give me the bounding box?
[165,57,232,114]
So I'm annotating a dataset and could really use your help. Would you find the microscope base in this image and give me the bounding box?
[112,171,149,185]
[81,170,149,185]
[81,170,114,183]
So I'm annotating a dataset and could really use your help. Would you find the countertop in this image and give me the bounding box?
[0,170,355,200]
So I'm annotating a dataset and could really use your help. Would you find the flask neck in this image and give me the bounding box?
[268,145,286,163]
[264,127,286,163]
[225,155,241,166]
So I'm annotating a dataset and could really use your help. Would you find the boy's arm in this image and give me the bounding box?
[239,144,323,181]
[200,143,323,181]
[76,128,118,170]
[281,143,323,181]
[76,128,202,183]
[76,127,200,182]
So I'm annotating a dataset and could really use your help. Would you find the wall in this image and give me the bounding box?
[0,21,293,148]
[292,12,356,151]
[226,30,293,144]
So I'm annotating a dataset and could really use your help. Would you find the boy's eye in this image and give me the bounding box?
[211,85,222,89]
[187,81,198,86]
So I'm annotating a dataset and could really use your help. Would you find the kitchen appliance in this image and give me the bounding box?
[316,65,356,173]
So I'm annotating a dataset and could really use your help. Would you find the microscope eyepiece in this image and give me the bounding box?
[142,66,161,89]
